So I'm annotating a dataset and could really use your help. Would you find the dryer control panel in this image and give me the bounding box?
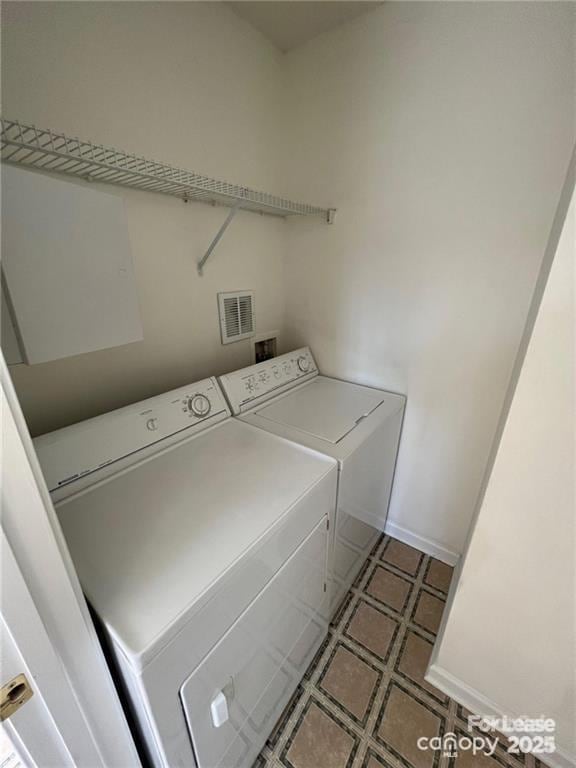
[219,347,318,414]
[34,378,230,496]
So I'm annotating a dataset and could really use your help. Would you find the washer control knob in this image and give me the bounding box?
[297,355,310,372]
[188,394,211,418]
[146,418,159,431]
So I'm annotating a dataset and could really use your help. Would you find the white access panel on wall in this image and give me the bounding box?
[1,164,143,364]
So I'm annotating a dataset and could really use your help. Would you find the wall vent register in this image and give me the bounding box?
[218,291,255,345]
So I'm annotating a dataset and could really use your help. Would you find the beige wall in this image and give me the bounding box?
[1,2,288,435]
[280,2,575,556]
[431,186,575,762]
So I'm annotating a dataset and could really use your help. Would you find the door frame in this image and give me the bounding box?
[2,529,100,766]
[1,354,140,767]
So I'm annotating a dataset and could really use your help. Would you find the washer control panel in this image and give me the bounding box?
[219,347,318,414]
[34,378,229,495]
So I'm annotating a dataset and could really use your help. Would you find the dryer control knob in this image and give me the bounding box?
[188,394,211,418]
[297,355,310,372]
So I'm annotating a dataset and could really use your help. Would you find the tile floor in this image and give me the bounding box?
[255,535,542,768]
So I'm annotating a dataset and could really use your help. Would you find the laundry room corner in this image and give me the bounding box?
[1,2,574,768]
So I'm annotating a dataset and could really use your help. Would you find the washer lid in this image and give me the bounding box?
[55,419,335,668]
[255,377,387,444]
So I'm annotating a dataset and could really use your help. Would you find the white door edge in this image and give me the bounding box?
[1,353,140,767]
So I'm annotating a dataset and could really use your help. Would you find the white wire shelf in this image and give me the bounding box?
[0,117,335,221]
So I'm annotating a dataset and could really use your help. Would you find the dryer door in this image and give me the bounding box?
[179,516,329,768]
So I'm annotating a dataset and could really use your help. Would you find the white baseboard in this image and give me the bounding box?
[384,520,460,566]
[426,664,575,768]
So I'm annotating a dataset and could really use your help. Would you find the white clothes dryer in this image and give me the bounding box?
[34,377,337,768]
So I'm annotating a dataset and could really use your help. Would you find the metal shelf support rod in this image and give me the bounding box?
[197,200,243,276]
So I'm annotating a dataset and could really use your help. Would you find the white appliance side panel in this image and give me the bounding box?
[180,516,329,768]
[120,470,337,768]
[2,164,143,364]
[254,377,388,444]
[339,406,404,532]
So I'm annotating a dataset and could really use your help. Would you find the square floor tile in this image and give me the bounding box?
[455,708,525,764]
[411,589,445,635]
[365,564,413,614]
[395,629,448,704]
[344,599,399,664]
[381,539,423,576]
[318,642,382,725]
[424,560,453,594]
[449,750,509,768]
[282,698,358,768]
[448,728,510,768]
[362,749,395,768]
[374,683,444,768]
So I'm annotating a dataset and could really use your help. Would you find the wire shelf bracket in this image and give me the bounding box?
[0,117,336,274]
[197,200,242,275]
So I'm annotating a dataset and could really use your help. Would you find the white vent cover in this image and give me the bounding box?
[218,291,255,345]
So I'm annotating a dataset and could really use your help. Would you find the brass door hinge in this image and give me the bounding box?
[1,673,33,721]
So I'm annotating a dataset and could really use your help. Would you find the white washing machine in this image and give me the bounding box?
[219,348,406,616]
[34,377,337,768]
